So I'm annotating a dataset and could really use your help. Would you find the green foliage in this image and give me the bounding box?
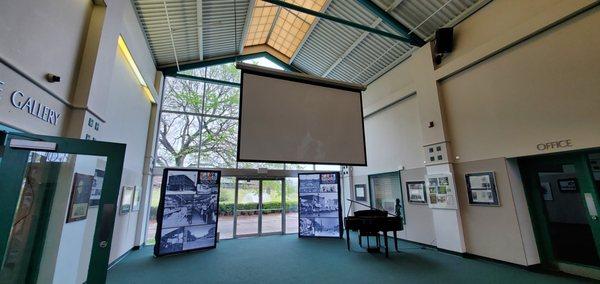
[218,201,298,215]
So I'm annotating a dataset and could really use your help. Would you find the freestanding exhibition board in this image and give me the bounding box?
[154,169,221,257]
[298,172,343,238]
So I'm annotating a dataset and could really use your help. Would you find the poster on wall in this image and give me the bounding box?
[89,169,104,207]
[298,172,342,238]
[465,172,500,206]
[67,173,94,223]
[354,184,367,201]
[425,174,457,210]
[120,186,135,214]
[406,181,427,204]
[154,169,221,257]
[132,186,142,211]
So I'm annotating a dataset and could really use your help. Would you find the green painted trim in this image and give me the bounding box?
[263,0,416,45]
[518,150,600,270]
[0,132,126,284]
[161,52,302,76]
[355,0,425,46]
[173,74,240,87]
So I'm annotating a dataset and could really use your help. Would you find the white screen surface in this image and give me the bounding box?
[238,70,366,165]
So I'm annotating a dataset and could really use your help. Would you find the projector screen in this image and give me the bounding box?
[237,63,367,165]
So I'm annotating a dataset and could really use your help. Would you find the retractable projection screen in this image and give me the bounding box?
[236,63,367,166]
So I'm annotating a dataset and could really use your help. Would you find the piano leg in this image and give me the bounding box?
[384,231,389,258]
[393,230,399,252]
[359,235,362,247]
[346,229,350,251]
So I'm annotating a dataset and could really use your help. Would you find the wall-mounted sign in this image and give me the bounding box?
[536,139,572,151]
[10,91,61,125]
[2,64,70,135]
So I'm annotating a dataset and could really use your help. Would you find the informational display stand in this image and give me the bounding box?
[425,174,458,209]
[298,172,343,238]
[154,169,221,257]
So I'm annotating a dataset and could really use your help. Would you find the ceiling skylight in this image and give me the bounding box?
[244,0,328,58]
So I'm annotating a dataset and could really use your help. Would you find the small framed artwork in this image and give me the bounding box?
[120,186,135,214]
[88,118,94,127]
[558,178,578,192]
[540,182,553,201]
[94,122,100,131]
[89,169,105,207]
[465,172,499,206]
[67,173,94,223]
[132,186,142,211]
[354,184,367,201]
[406,181,427,204]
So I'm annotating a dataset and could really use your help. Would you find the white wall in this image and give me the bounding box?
[102,50,152,262]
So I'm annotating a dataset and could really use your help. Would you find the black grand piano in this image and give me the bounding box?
[344,199,403,257]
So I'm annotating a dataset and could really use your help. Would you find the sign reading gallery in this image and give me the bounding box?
[6,88,61,126]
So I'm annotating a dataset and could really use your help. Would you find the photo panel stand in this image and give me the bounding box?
[154,169,221,257]
[298,172,343,238]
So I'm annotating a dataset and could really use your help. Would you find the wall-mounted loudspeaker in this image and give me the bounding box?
[435,27,453,54]
[434,27,453,64]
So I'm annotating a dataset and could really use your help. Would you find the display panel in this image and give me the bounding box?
[154,169,220,256]
[237,64,367,165]
[298,172,342,238]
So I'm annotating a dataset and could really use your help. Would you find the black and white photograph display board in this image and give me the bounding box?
[154,169,220,257]
[465,172,500,206]
[298,172,343,238]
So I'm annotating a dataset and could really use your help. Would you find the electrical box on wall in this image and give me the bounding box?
[424,142,452,165]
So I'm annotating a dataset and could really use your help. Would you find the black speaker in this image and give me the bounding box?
[435,27,453,54]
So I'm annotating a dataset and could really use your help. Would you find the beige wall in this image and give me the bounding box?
[0,0,92,102]
[0,0,159,282]
[440,5,600,162]
[354,0,600,266]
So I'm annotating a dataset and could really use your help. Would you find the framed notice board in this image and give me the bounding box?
[298,172,343,238]
[154,169,221,257]
[465,172,499,206]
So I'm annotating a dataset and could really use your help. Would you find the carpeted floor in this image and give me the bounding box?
[107,234,591,284]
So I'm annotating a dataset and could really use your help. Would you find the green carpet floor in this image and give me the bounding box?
[107,234,591,284]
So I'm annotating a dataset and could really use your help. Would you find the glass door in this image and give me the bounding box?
[233,178,285,237]
[261,180,283,235]
[520,152,600,270]
[0,132,125,284]
[235,180,260,237]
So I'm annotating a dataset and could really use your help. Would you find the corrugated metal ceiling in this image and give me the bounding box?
[133,0,489,84]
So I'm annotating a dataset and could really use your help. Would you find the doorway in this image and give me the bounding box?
[519,150,600,276]
[0,132,125,284]
[233,178,285,238]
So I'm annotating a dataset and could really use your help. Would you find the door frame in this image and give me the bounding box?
[0,132,126,284]
[519,149,600,273]
[233,177,285,238]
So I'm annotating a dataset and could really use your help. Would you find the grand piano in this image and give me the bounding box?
[344,199,404,257]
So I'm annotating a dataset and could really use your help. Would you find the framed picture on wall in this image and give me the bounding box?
[89,169,105,207]
[132,186,142,211]
[67,173,94,223]
[558,178,578,192]
[354,184,367,201]
[465,172,500,206]
[120,186,135,214]
[540,182,554,201]
[406,181,427,204]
